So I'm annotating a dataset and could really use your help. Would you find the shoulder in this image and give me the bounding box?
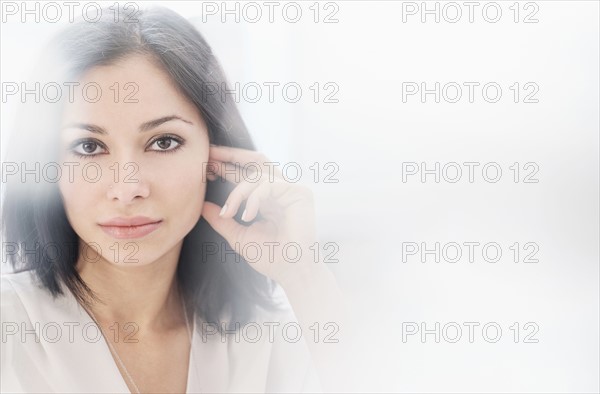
[257,284,324,393]
[1,269,45,291]
[1,270,41,322]
[212,283,323,392]
[0,270,41,382]
[1,269,74,326]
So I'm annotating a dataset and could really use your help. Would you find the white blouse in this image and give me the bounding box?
[0,270,322,393]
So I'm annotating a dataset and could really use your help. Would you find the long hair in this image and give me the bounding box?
[1,5,284,332]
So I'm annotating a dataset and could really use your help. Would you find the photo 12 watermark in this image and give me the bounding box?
[400,2,539,24]
[401,241,539,264]
[1,1,141,24]
[401,162,540,184]
[401,321,540,343]
[401,82,539,104]
[1,160,341,185]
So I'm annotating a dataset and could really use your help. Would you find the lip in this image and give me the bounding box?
[98,216,162,239]
[99,216,162,227]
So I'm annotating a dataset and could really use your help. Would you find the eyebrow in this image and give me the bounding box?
[63,115,193,135]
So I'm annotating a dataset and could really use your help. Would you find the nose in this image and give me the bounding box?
[106,171,150,203]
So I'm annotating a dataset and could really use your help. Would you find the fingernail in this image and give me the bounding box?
[219,203,228,217]
[241,209,247,222]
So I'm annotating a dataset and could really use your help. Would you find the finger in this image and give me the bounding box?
[201,201,245,246]
[206,171,218,181]
[209,145,268,165]
[206,159,261,185]
[207,158,283,186]
[241,181,271,222]
[220,178,263,219]
[209,146,284,178]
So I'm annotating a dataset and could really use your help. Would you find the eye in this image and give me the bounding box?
[71,140,107,157]
[148,135,184,153]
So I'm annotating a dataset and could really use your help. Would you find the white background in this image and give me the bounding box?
[1,1,599,392]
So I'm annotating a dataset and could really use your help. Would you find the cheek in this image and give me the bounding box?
[158,159,207,217]
[57,169,105,243]
[58,171,87,212]
[58,171,99,220]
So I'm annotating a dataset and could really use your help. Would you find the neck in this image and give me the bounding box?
[75,240,186,333]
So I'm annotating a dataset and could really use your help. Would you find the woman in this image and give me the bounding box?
[1,5,350,393]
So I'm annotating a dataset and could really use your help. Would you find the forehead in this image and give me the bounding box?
[61,54,202,128]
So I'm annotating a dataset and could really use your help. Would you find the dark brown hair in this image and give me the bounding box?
[1,5,284,332]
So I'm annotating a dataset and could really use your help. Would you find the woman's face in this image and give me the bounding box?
[58,54,210,267]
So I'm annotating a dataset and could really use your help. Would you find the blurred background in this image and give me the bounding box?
[1,1,598,392]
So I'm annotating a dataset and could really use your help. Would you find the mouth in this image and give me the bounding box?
[98,217,163,239]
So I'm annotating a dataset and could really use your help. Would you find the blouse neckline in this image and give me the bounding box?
[61,278,198,394]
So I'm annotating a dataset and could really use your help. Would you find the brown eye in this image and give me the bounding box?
[82,142,97,153]
[72,140,106,157]
[149,136,183,153]
[157,139,172,150]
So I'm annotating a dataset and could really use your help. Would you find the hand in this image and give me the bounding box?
[201,147,354,393]
[201,145,318,287]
